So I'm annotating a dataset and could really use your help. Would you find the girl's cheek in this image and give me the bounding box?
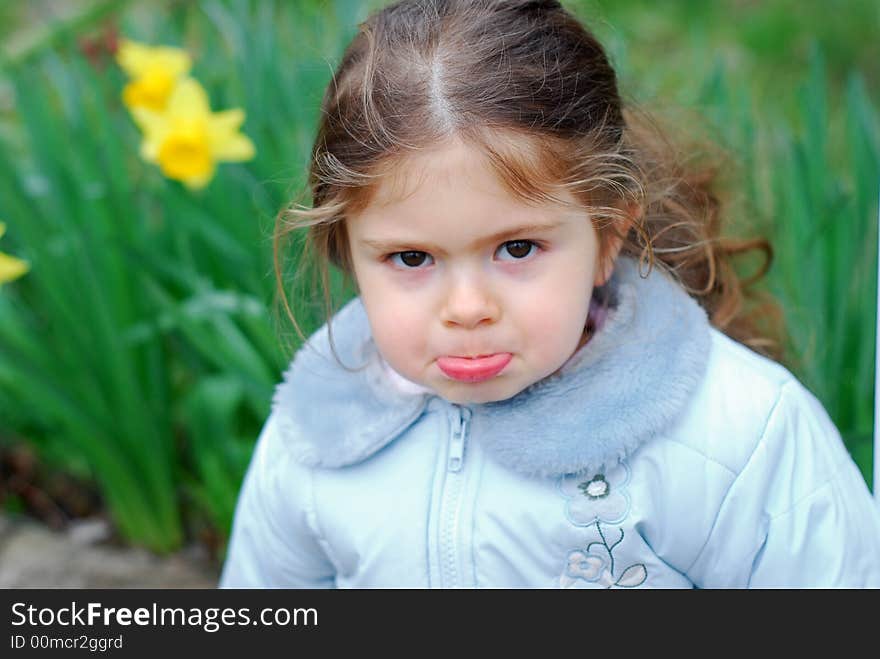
[375,291,425,325]
[379,263,435,288]
[375,314,427,367]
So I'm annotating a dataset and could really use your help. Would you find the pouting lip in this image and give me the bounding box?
[436,352,513,383]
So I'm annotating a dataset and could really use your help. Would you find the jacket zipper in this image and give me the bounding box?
[439,403,471,587]
[447,404,469,472]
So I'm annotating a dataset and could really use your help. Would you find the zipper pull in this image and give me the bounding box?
[447,405,472,472]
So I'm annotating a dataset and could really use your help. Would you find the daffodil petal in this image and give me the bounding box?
[208,109,255,160]
[181,166,216,190]
[139,138,160,163]
[131,107,167,138]
[116,39,153,77]
[116,39,191,79]
[209,109,246,134]
[167,78,211,118]
[0,252,29,284]
[131,109,166,163]
[121,81,140,110]
[157,47,192,78]
[212,133,256,162]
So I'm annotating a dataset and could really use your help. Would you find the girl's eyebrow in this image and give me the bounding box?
[360,220,565,253]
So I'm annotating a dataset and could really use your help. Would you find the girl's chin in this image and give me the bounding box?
[434,377,536,406]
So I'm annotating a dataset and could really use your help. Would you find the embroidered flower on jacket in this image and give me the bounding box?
[564,550,605,582]
[560,525,648,589]
[579,474,609,498]
[557,461,631,526]
[561,551,648,589]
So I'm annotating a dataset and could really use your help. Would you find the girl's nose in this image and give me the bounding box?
[440,271,500,329]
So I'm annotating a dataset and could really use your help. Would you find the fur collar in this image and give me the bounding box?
[272,256,711,477]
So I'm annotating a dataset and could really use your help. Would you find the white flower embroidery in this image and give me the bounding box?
[557,461,646,589]
[558,461,631,526]
[583,477,609,498]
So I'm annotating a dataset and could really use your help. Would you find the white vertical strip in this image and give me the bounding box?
[875,184,880,503]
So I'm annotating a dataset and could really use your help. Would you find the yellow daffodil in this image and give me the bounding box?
[0,223,29,285]
[131,78,256,189]
[116,38,192,112]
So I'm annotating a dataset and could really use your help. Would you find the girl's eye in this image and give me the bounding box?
[387,241,539,269]
[388,250,433,269]
[496,240,538,261]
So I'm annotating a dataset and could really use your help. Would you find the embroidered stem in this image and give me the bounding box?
[609,527,624,554]
[596,522,614,575]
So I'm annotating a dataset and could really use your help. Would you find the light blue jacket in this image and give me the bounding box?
[221,256,880,588]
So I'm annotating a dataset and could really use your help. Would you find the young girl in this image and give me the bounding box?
[221,0,880,588]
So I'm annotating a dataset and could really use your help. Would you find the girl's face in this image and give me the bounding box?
[347,137,608,405]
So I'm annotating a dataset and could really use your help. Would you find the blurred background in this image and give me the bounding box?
[0,0,877,586]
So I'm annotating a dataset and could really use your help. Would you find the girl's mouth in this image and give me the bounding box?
[436,353,513,383]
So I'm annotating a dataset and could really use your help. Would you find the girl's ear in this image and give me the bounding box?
[593,205,640,287]
[594,235,624,287]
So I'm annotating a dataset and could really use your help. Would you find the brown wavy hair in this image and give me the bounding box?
[274,0,784,365]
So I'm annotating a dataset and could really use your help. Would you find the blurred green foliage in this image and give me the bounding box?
[0,0,877,552]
